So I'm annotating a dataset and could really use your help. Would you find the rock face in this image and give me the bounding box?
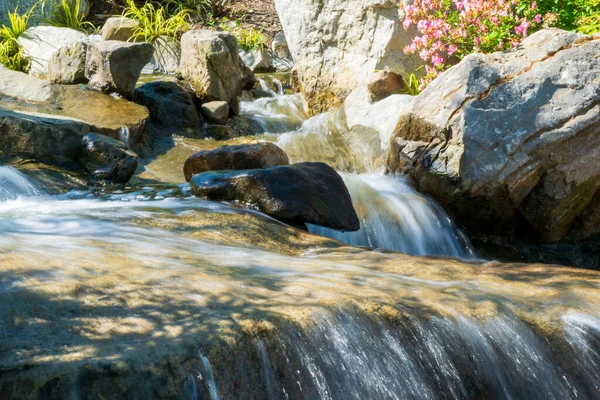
[0,109,91,167]
[0,64,52,102]
[17,26,89,76]
[179,30,255,114]
[183,142,290,181]
[200,101,230,125]
[190,162,360,231]
[81,133,138,183]
[47,42,88,84]
[272,31,291,59]
[100,17,139,41]
[386,29,600,243]
[274,0,419,113]
[133,81,201,129]
[0,70,149,166]
[342,77,413,152]
[151,36,181,74]
[86,41,154,98]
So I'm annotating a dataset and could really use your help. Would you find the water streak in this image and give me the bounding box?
[0,167,42,200]
[308,173,474,258]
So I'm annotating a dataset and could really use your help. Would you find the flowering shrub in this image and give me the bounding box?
[401,0,600,90]
[402,0,548,89]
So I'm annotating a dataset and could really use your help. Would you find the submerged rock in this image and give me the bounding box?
[183,142,290,181]
[206,124,237,141]
[17,26,89,77]
[190,162,360,231]
[100,16,139,41]
[179,30,255,114]
[81,132,138,183]
[86,41,154,98]
[386,29,600,243]
[47,41,88,84]
[274,0,419,113]
[133,80,201,129]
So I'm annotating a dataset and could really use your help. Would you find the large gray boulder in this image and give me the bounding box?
[17,26,89,77]
[86,41,154,98]
[179,30,255,114]
[81,133,139,183]
[133,80,202,129]
[386,29,600,243]
[190,162,360,231]
[183,142,290,181]
[47,42,88,84]
[274,0,419,114]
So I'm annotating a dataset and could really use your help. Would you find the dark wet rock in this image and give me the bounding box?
[133,81,201,129]
[0,109,90,168]
[179,30,255,114]
[86,41,154,98]
[47,42,88,84]
[206,125,237,141]
[183,142,290,181]
[81,133,138,183]
[101,16,139,41]
[386,29,600,244]
[226,116,258,137]
[190,162,360,231]
[200,101,229,125]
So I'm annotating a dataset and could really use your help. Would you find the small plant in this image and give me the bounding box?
[165,0,213,19]
[218,18,266,51]
[236,26,266,51]
[0,6,35,71]
[122,0,191,42]
[43,0,94,32]
[399,71,422,96]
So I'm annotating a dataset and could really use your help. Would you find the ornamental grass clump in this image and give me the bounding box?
[122,0,191,42]
[0,5,35,71]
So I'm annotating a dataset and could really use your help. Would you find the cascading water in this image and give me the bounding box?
[307,173,474,258]
[0,166,42,200]
[2,78,600,399]
[256,89,475,258]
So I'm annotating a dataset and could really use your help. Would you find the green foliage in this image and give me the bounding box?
[518,0,600,33]
[399,71,422,96]
[43,0,95,32]
[164,0,213,18]
[219,18,266,51]
[0,5,35,71]
[122,0,191,42]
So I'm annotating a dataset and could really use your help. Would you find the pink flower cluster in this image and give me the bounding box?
[402,0,546,89]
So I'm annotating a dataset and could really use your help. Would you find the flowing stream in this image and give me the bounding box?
[1,82,599,399]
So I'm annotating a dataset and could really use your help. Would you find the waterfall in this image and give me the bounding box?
[308,173,475,258]
[189,310,600,399]
[0,166,42,200]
